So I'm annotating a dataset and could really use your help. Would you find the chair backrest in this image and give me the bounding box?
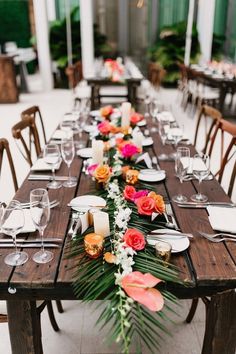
[12,117,41,167]
[0,138,18,192]
[21,105,47,145]
[148,62,166,89]
[65,61,83,90]
[194,104,222,154]
[208,118,236,197]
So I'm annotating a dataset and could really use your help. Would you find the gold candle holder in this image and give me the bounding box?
[84,233,104,259]
[155,241,172,264]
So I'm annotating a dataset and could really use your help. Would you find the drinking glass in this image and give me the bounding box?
[30,188,52,263]
[43,144,62,189]
[74,114,87,149]
[149,100,159,132]
[159,117,170,145]
[60,120,74,139]
[191,154,210,202]
[61,137,77,187]
[171,125,183,148]
[172,147,190,203]
[1,200,28,266]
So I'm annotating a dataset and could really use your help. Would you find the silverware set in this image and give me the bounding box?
[199,231,236,243]
[176,201,236,208]
[19,199,59,209]
[0,238,63,248]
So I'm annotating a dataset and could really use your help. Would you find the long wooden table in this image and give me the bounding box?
[0,118,236,354]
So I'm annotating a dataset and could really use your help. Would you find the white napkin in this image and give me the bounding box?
[207,206,236,233]
[51,130,67,140]
[187,158,207,174]
[2,209,41,234]
[136,152,152,169]
[31,158,61,171]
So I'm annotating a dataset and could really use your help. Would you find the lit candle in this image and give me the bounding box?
[93,211,110,237]
[121,102,131,127]
[84,233,104,258]
[92,140,104,165]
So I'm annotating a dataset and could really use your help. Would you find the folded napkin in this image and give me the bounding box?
[31,158,61,171]
[187,158,207,174]
[136,152,152,169]
[2,209,41,234]
[207,206,236,233]
[51,130,67,140]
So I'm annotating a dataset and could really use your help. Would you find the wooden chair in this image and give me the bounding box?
[148,62,166,90]
[12,116,41,167]
[0,137,64,329]
[186,119,236,324]
[193,104,222,154]
[65,60,83,90]
[21,106,47,145]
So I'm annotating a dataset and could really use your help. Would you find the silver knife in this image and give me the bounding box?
[0,243,60,248]
[177,202,236,208]
[0,238,63,243]
[28,175,77,181]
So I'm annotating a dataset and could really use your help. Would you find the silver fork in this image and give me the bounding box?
[200,233,236,243]
[199,231,236,239]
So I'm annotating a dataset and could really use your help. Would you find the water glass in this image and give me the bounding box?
[172,147,190,203]
[43,144,62,189]
[30,188,52,264]
[159,117,170,145]
[61,137,77,188]
[191,154,210,202]
[1,200,28,266]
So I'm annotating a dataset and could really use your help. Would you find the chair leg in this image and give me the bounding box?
[186,298,199,323]
[56,300,64,313]
[46,301,60,332]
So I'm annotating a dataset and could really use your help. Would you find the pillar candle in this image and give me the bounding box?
[92,140,104,165]
[121,102,131,127]
[93,211,110,237]
[132,131,143,150]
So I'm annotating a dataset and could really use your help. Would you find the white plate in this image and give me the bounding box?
[137,119,147,127]
[69,195,106,211]
[138,171,165,182]
[147,229,190,253]
[90,110,101,117]
[31,158,61,171]
[77,148,92,158]
[142,137,153,147]
[83,125,97,133]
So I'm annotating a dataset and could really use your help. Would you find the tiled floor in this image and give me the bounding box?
[0,75,234,353]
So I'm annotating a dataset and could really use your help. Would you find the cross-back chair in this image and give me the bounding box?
[12,116,41,167]
[65,60,83,90]
[193,104,222,155]
[21,105,47,145]
[0,137,64,332]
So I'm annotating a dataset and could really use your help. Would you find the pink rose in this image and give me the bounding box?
[123,228,146,251]
[98,121,111,135]
[87,164,98,176]
[121,143,139,158]
[133,190,149,202]
[123,185,136,202]
[135,196,156,216]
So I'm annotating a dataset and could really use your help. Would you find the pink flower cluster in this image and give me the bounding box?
[121,143,139,158]
[98,121,112,135]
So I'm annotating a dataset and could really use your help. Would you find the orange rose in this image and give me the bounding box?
[126,169,139,185]
[100,105,113,118]
[94,164,111,183]
[135,196,156,216]
[148,192,165,214]
[123,228,146,251]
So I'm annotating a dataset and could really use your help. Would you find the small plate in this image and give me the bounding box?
[69,195,106,212]
[137,119,147,127]
[138,171,166,182]
[142,137,153,147]
[77,148,92,158]
[83,125,97,133]
[147,229,190,253]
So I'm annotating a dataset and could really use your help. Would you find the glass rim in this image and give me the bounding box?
[30,188,48,196]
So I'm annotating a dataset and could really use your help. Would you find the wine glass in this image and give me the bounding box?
[74,114,87,149]
[172,147,190,203]
[159,117,170,145]
[1,200,28,266]
[171,125,183,148]
[60,119,74,139]
[191,154,210,202]
[149,100,159,132]
[30,188,52,263]
[43,144,62,189]
[61,137,77,188]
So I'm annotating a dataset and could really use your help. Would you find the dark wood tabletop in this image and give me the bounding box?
[1,117,236,354]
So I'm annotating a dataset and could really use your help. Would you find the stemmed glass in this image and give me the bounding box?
[74,114,87,149]
[60,119,73,139]
[149,100,159,132]
[1,200,28,266]
[172,147,190,203]
[171,125,183,148]
[191,154,210,202]
[43,144,62,189]
[30,188,52,263]
[61,137,77,188]
[159,117,170,145]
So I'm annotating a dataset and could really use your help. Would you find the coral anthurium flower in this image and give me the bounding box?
[123,228,146,250]
[94,164,111,183]
[135,196,156,215]
[121,271,164,312]
[123,185,136,202]
[148,191,165,214]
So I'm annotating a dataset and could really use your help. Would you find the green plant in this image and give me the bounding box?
[149,21,200,85]
[49,6,111,69]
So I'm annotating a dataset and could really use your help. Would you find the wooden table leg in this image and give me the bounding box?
[7,299,43,354]
[202,289,236,354]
